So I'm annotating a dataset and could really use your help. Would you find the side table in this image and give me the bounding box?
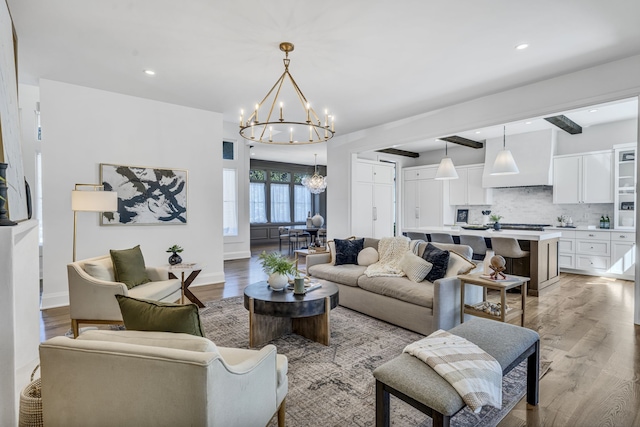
[458,273,529,326]
[168,263,204,307]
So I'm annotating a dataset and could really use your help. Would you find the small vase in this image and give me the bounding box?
[493,222,501,231]
[168,252,182,265]
[268,273,289,291]
[294,277,306,295]
[312,213,324,228]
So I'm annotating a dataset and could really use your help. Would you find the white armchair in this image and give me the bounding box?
[39,330,288,426]
[67,255,182,337]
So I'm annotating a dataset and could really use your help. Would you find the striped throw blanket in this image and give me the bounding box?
[403,330,502,413]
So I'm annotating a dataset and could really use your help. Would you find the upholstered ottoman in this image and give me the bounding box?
[373,318,540,427]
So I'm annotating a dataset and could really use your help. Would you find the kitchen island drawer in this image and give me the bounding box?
[576,255,610,271]
[610,231,635,242]
[575,230,610,240]
[576,239,610,256]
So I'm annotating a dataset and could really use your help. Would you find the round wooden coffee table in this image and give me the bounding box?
[243,280,339,347]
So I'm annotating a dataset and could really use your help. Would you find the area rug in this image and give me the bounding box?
[200,297,549,427]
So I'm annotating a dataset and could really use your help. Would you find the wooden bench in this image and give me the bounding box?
[373,317,540,427]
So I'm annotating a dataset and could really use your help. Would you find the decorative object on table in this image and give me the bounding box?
[0,163,17,226]
[18,364,43,427]
[456,209,469,224]
[100,163,187,225]
[312,212,325,227]
[489,255,507,280]
[483,249,495,274]
[303,154,328,194]
[557,215,567,226]
[71,184,118,261]
[258,251,295,291]
[490,214,503,231]
[293,275,306,295]
[490,125,519,175]
[238,42,335,145]
[166,244,184,265]
[465,301,509,317]
[306,211,313,228]
[482,210,491,226]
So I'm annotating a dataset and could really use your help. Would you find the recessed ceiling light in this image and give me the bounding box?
[144,69,156,76]
[589,109,598,113]
[525,121,532,125]
[475,131,481,134]
[515,43,529,50]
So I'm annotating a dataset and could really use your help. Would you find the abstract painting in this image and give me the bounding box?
[100,163,187,225]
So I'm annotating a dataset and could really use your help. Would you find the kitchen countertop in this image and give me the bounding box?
[404,226,561,241]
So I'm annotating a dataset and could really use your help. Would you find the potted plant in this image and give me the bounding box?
[166,244,184,265]
[557,215,566,227]
[258,251,295,291]
[490,214,503,231]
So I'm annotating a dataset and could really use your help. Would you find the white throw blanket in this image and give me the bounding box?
[403,329,502,413]
[364,236,410,277]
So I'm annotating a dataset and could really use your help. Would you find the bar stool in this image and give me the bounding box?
[289,229,311,252]
[406,232,428,241]
[490,237,530,275]
[459,235,488,261]
[316,228,327,246]
[278,227,290,253]
[429,233,454,244]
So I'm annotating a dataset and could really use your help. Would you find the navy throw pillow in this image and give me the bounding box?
[334,238,365,266]
[422,243,450,282]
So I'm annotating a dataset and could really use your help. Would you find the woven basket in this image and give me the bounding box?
[18,365,43,427]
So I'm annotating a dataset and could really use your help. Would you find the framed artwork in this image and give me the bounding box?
[456,209,469,224]
[100,163,188,225]
[0,0,28,222]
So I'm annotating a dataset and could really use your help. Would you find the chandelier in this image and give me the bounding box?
[302,154,327,194]
[239,42,335,145]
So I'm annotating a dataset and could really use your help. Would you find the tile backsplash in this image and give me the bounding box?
[459,186,613,227]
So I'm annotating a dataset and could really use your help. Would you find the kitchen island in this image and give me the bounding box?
[404,226,562,296]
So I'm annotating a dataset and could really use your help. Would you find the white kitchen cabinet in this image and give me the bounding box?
[351,159,395,238]
[449,164,492,206]
[558,229,576,269]
[614,143,636,230]
[553,151,613,204]
[610,231,635,278]
[403,165,454,230]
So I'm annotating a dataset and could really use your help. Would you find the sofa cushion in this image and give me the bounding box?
[445,250,477,277]
[83,257,116,282]
[398,251,433,283]
[128,278,181,301]
[307,263,366,287]
[363,238,380,250]
[422,243,450,282]
[357,247,379,266]
[110,245,151,289]
[334,238,365,265]
[77,329,217,353]
[357,275,434,308]
[115,295,205,337]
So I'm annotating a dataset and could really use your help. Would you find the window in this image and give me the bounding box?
[270,183,291,223]
[222,141,234,160]
[294,184,311,222]
[249,182,267,223]
[222,169,238,236]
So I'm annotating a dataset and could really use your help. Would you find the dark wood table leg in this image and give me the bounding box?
[169,270,205,307]
[375,380,390,427]
[527,340,540,405]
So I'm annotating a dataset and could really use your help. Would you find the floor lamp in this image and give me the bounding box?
[71,184,118,261]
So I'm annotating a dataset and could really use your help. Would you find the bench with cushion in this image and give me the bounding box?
[373,317,540,427]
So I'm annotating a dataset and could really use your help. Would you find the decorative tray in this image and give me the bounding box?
[461,225,490,230]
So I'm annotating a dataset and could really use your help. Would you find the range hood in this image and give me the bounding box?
[482,129,557,188]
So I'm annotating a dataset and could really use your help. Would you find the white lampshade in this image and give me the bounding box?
[491,149,520,175]
[71,190,118,212]
[435,157,459,180]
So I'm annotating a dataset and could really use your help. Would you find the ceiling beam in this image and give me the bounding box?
[376,148,420,158]
[439,136,484,149]
[544,114,582,134]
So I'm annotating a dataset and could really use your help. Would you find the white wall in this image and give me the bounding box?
[18,84,40,196]
[222,121,251,260]
[40,80,224,309]
[556,117,638,155]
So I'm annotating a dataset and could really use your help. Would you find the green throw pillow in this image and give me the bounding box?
[115,295,205,337]
[110,245,151,289]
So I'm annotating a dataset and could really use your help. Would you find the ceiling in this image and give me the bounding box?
[7,0,640,165]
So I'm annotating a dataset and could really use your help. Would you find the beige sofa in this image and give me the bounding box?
[67,255,182,337]
[39,330,288,427]
[306,239,483,335]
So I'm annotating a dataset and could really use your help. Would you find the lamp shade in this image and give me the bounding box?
[71,190,118,212]
[435,157,459,180]
[491,149,520,175]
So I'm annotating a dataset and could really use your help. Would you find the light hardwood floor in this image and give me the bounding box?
[40,244,640,426]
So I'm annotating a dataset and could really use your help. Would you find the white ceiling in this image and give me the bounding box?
[7,0,640,165]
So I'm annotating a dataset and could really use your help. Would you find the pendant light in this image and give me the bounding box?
[435,141,458,180]
[491,126,519,175]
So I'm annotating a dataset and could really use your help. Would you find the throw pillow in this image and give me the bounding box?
[83,258,116,282]
[334,238,365,266]
[357,247,379,266]
[398,251,433,283]
[421,243,450,282]
[444,250,477,277]
[110,245,151,289]
[115,295,205,337]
